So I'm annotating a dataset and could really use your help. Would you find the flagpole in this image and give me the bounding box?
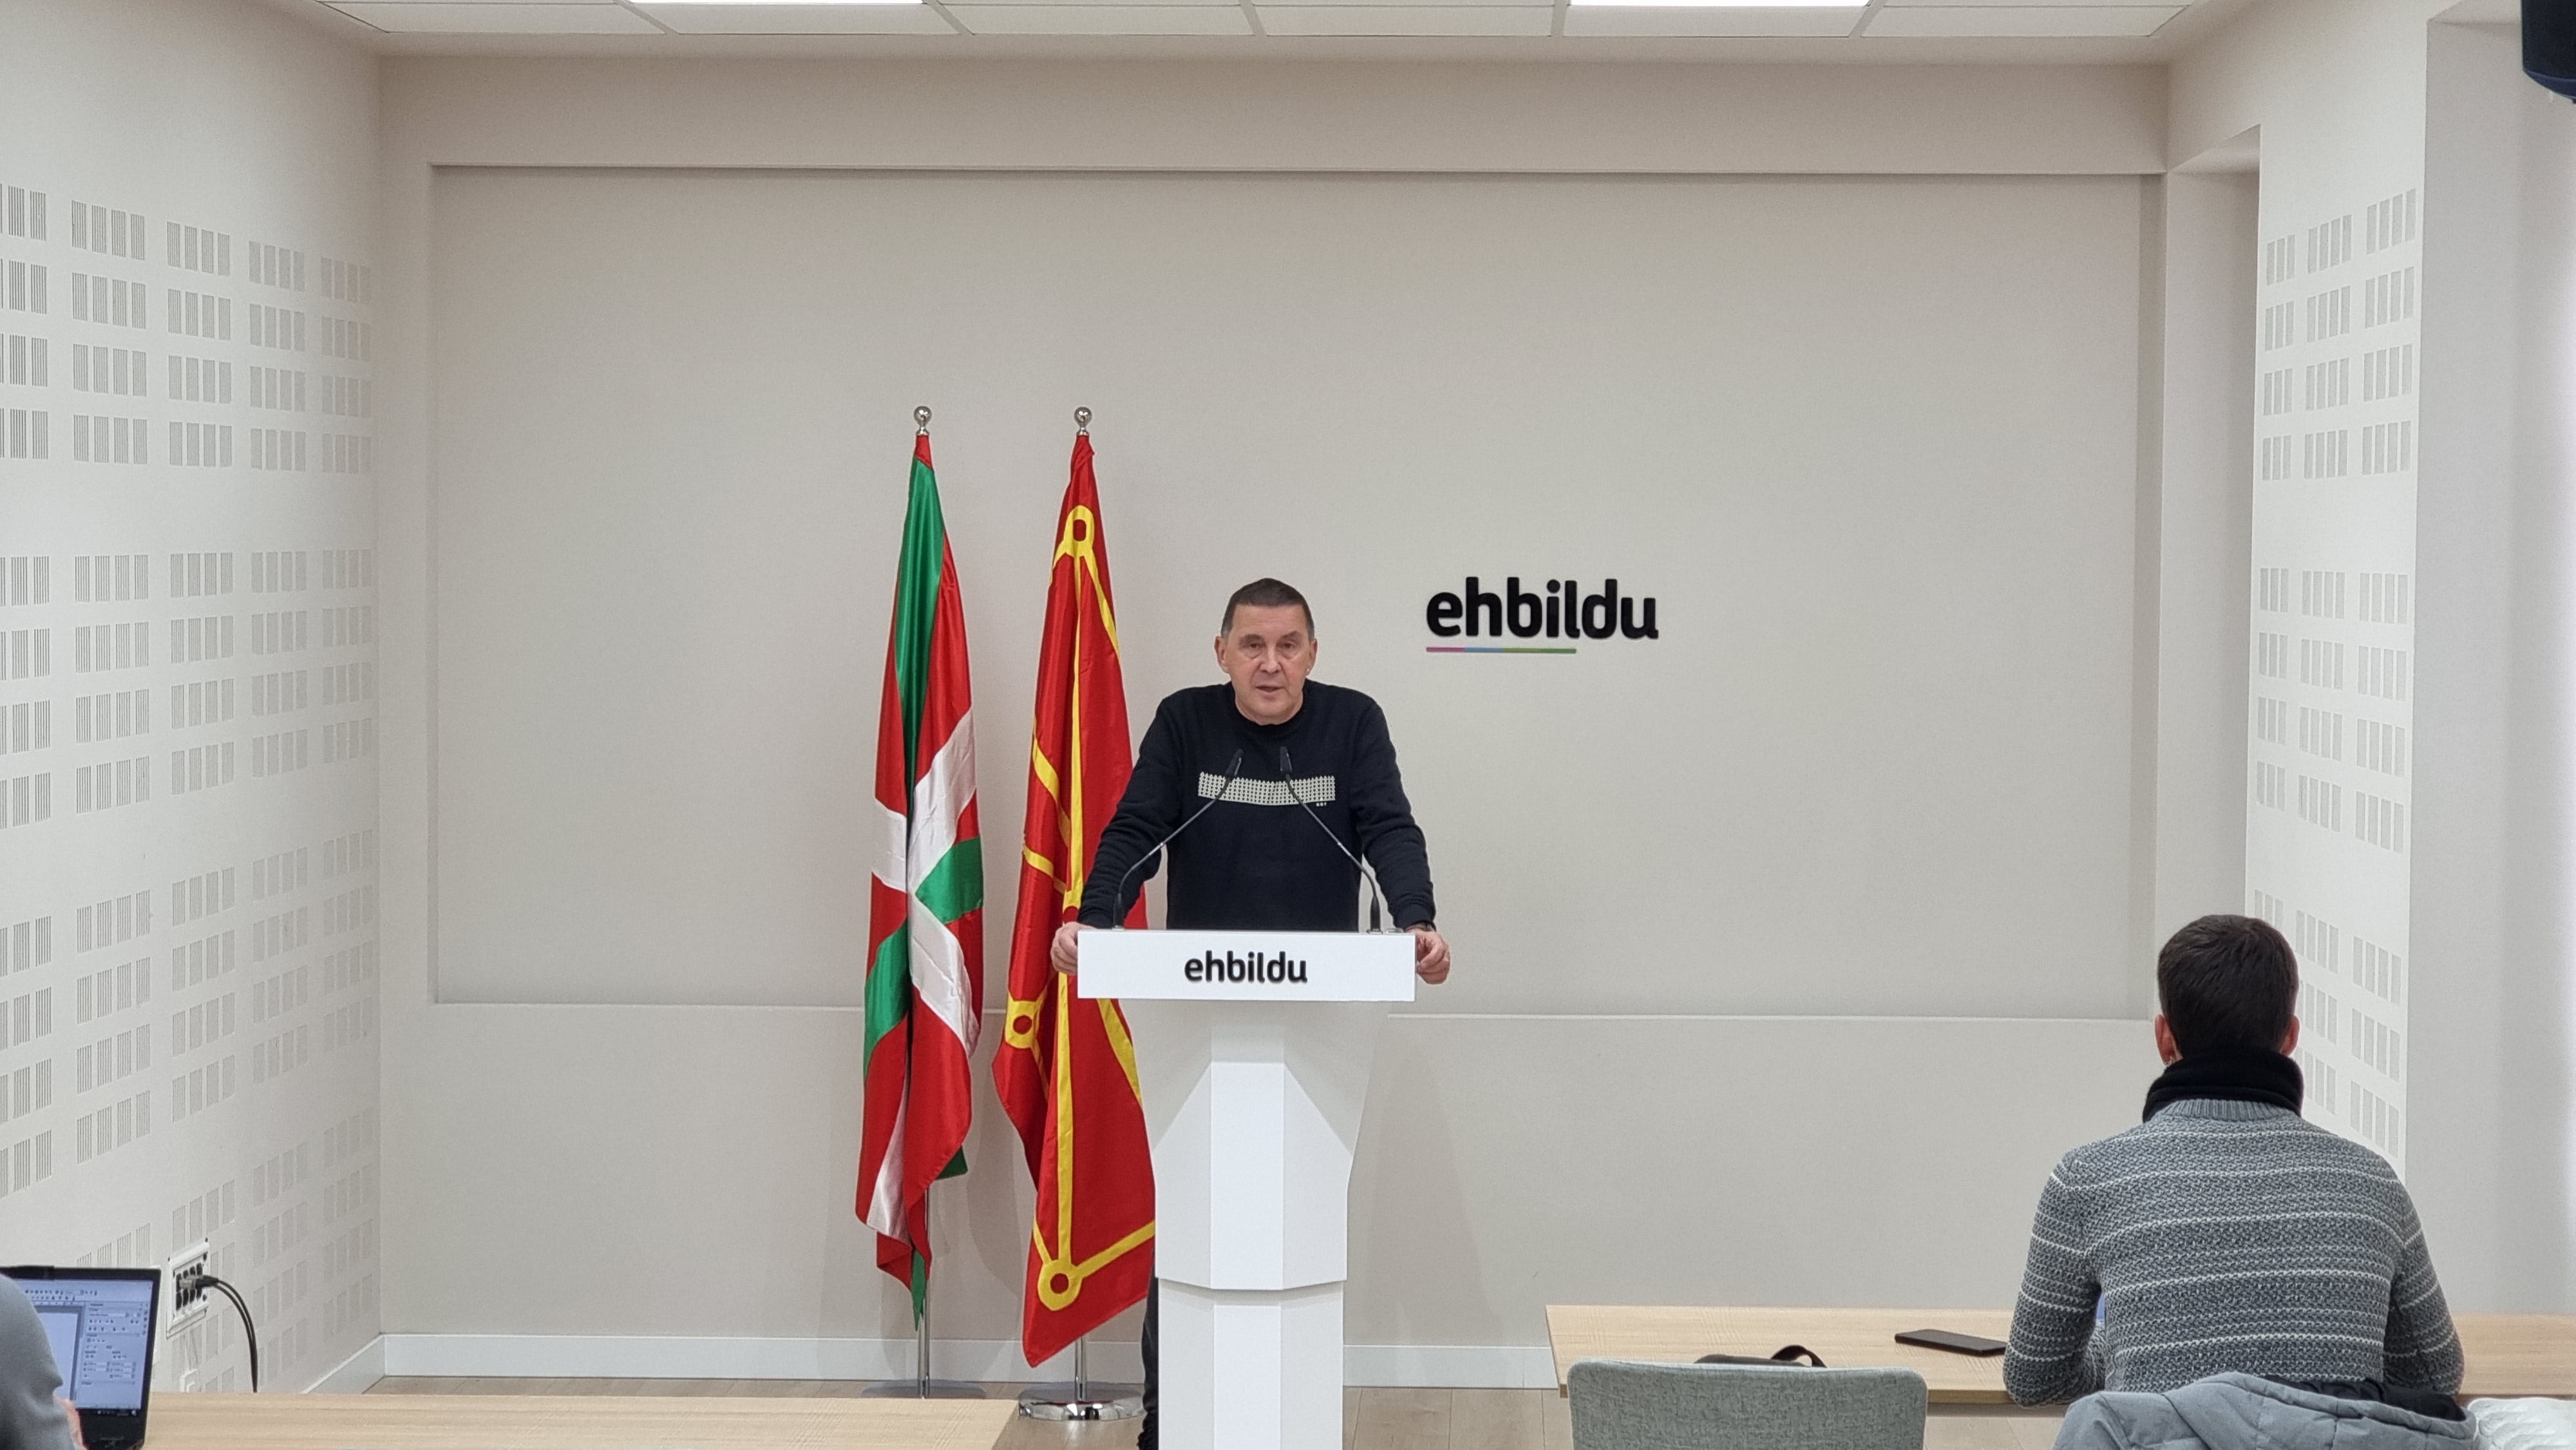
[859,1236,986,1398]
[1015,1335,1145,1422]
[917,1288,931,1398]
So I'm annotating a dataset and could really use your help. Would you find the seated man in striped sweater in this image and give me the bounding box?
[2003,915,2467,1441]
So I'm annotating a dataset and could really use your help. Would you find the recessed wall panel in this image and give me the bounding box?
[430,169,2149,1017]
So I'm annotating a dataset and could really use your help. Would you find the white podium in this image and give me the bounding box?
[1077,930,1414,1450]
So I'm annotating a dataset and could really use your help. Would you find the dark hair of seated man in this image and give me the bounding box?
[2156,914,2297,1053]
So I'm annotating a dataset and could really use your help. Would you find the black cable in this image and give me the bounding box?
[1278,747,1385,932]
[195,1273,259,1392]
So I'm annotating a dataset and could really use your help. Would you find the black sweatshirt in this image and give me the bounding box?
[1077,682,1436,932]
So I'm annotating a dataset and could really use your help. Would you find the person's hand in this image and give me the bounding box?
[1409,926,1451,984]
[1050,921,1090,975]
[58,1397,83,1449]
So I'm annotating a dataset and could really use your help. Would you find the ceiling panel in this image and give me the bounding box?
[1258,5,1550,33]
[936,0,1226,8]
[296,0,2235,52]
[328,2,665,30]
[639,3,957,32]
[1249,0,1550,10]
[950,5,1254,32]
[1863,5,2181,36]
[1562,5,1859,37]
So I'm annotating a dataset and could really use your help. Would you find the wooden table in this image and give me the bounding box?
[1546,1306,2576,1404]
[141,1393,1019,1448]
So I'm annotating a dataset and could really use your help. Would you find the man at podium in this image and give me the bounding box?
[1050,576,1450,1450]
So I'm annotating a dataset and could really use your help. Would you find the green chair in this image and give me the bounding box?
[1568,1359,1929,1450]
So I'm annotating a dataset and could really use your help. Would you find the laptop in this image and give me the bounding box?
[5,1266,160,1449]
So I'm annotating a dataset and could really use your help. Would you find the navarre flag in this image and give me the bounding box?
[994,430,1157,1364]
[857,427,985,1315]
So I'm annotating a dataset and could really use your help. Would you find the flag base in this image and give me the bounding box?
[861,1380,989,1400]
[1016,1383,1146,1421]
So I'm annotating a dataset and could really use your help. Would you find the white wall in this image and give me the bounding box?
[2148,165,2258,949]
[375,58,2188,1379]
[0,0,382,1392]
[5,1,2560,1389]
[2411,17,2576,1315]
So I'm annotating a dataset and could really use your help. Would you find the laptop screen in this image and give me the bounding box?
[10,1270,157,1411]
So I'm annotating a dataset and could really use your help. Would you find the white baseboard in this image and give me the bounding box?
[381,1334,1131,1384]
[307,1334,388,1393]
[370,1335,1551,1389]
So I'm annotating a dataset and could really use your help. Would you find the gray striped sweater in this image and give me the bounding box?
[2003,1098,2463,1405]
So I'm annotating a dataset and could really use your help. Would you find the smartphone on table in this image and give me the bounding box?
[1894,1328,2008,1357]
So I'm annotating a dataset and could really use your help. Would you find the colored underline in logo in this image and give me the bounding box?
[1425,645,1579,655]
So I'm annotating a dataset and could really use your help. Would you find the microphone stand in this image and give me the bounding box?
[1105,748,1245,929]
[1278,747,1388,934]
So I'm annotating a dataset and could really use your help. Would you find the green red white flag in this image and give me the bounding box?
[857,429,985,1315]
[993,432,1157,1365]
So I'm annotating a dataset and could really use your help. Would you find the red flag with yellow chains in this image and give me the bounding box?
[994,429,1155,1365]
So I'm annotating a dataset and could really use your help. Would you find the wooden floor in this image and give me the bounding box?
[367,1377,2067,1449]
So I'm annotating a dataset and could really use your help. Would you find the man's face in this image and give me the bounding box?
[1215,603,1317,726]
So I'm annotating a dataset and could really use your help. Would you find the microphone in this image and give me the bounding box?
[1278,746,1386,934]
[1106,748,1245,927]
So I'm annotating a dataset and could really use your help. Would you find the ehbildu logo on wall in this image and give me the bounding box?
[1423,576,1659,655]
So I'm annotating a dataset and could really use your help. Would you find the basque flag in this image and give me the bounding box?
[857,425,985,1315]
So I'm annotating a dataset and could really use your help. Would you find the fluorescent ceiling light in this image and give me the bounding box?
[632,1,924,6]
[1565,0,1856,7]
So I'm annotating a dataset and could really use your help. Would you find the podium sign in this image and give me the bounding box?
[1078,930,1413,1450]
[1075,928,1416,1002]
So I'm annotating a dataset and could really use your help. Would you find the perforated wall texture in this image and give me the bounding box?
[0,0,381,1393]
[2199,0,2442,1179]
[2248,186,2421,1169]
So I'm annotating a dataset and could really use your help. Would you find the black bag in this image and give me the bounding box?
[1694,1345,1825,1368]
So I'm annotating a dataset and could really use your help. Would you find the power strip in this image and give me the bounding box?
[162,1240,210,1337]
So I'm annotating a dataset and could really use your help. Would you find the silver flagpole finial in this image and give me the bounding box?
[1074,407,1091,435]
[914,405,932,433]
